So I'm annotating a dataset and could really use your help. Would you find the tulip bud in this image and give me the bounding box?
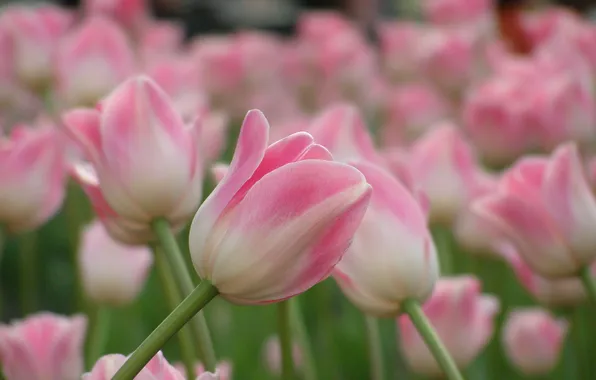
[502,308,568,375]
[263,335,303,375]
[0,313,87,380]
[378,22,426,83]
[189,110,371,304]
[84,351,184,380]
[0,125,67,233]
[83,0,148,32]
[398,276,499,377]
[79,220,153,306]
[174,361,232,380]
[334,161,438,317]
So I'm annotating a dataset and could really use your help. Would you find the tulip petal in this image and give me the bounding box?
[62,108,102,163]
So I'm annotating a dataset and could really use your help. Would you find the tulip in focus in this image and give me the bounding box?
[502,308,568,375]
[79,220,153,306]
[189,109,372,304]
[0,313,87,380]
[398,276,499,377]
[0,124,67,233]
[334,161,438,317]
[84,351,185,380]
[263,335,303,375]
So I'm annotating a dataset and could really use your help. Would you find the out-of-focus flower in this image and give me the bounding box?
[378,22,426,83]
[84,351,184,380]
[334,161,438,317]
[83,0,148,33]
[423,0,492,26]
[63,76,203,244]
[55,16,135,108]
[502,308,568,376]
[473,143,596,278]
[263,335,302,375]
[137,20,185,64]
[0,124,67,233]
[0,313,87,380]
[79,220,153,306]
[189,110,371,305]
[398,276,499,377]
[174,361,232,380]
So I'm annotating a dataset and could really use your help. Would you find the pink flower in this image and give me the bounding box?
[502,308,568,375]
[0,124,67,233]
[84,351,185,380]
[0,313,87,380]
[63,76,203,243]
[55,16,135,107]
[174,361,232,380]
[79,220,153,306]
[137,20,185,64]
[378,22,426,83]
[473,143,596,278]
[83,0,148,33]
[263,335,302,375]
[334,161,438,317]
[189,110,372,304]
[398,276,499,376]
[423,0,492,28]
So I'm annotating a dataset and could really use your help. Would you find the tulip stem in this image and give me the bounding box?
[86,306,111,368]
[579,266,596,305]
[153,245,197,379]
[112,280,218,380]
[289,298,318,380]
[401,299,465,380]
[364,315,385,380]
[18,231,37,314]
[151,218,217,371]
[278,300,295,380]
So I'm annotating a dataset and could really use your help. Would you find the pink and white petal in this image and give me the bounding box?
[61,108,103,163]
[297,143,333,161]
[210,163,229,184]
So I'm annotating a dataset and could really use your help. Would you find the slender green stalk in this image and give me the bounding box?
[289,298,317,380]
[151,218,217,370]
[401,299,465,380]
[0,225,5,319]
[153,245,197,379]
[86,306,111,367]
[364,315,385,380]
[112,281,218,380]
[579,266,596,305]
[431,226,453,275]
[278,300,294,380]
[18,232,37,314]
[315,280,338,380]
[65,181,86,312]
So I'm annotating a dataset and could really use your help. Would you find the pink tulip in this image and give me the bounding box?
[79,220,153,306]
[263,335,302,375]
[378,22,426,83]
[502,308,568,375]
[423,0,492,28]
[398,276,499,376]
[0,124,67,232]
[189,110,371,304]
[174,361,232,380]
[83,0,148,33]
[473,143,596,278]
[137,20,185,64]
[63,76,203,243]
[55,16,135,107]
[84,351,185,380]
[0,313,87,380]
[334,161,438,317]
[296,11,354,44]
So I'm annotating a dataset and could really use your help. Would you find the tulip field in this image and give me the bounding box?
[2,0,596,379]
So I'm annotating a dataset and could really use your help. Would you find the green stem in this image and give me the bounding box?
[431,226,453,275]
[66,180,86,312]
[364,315,385,380]
[278,300,294,380]
[289,298,317,380]
[86,306,111,368]
[153,245,197,379]
[112,281,218,380]
[151,218,217,371]
[18,232,37,314]
[579,266,596,305]
[401,299,465,380]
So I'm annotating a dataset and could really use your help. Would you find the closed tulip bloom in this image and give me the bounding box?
[84,351,184,380]
[189,110,371,304]
[473,143,596,278]
[0,313,87,380]
[0,125,67,233]
[334,161,438,317]
[502,308,568,375]
[83,0,148,32]
[398,276,499,377]
[79,220,153,306]
[63,76,203,243]
[174,361,232,380]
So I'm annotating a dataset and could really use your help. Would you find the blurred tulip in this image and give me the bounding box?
[137,20,185,64]
[189,110,371,304]
[398,276,499,376]
[0,313,87,380]
[502,308,568,375]
[423,0,492,27]
[263,335,302,375]
[473,143,596,278]
[174,361,232,380]
[83,0,148,33]
[79,220,153,306]
[64,76,203,243]
[334,161,438,317]
[0,125,67,233]
[378,22,426,83]
[55,17,135,107]
[84,351,184,380]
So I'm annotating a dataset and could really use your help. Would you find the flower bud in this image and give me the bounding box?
[84,351,184,380]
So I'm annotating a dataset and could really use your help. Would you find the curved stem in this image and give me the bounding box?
[289,298,317,380]
[153,245,197,379]
[401,299,465,380]
[364,315,385,380]
[151,218,217,370]
[86,306,111,368]
[580,266,596,305]
[278,300,294,380]
[18,231,37,314]
[112,281,218,380]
